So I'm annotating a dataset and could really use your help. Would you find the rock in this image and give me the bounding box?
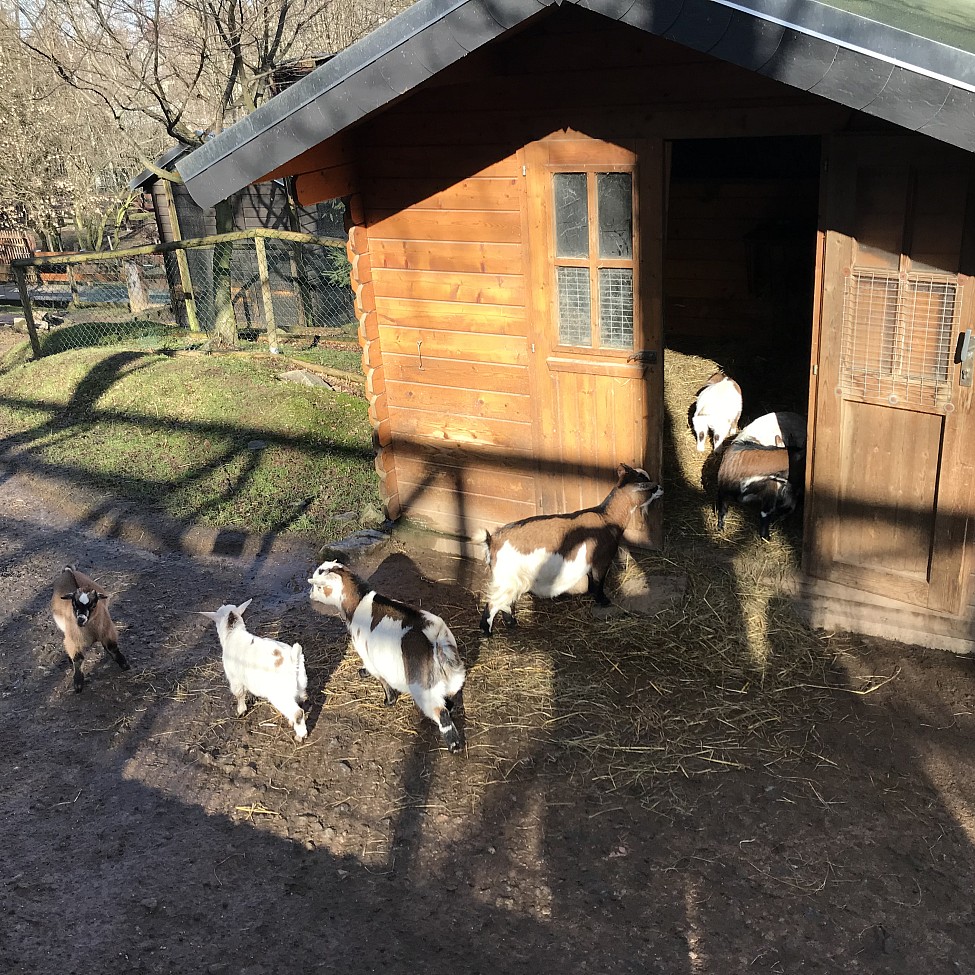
[246,440,267,451]
[319,529,390,560]
[278,369,332,388]
[359,503,386,527]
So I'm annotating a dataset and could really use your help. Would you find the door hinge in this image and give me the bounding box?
[522,165,527,177]
[813,363,819,376]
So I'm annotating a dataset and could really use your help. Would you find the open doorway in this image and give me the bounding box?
[661,134,821,542]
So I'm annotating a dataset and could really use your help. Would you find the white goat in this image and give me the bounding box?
[51,565,129,693]
[735,410,807,450]
[308,562,466,754]
[475,463,663,634]
[199,599,308,740]
[691,371,742,452]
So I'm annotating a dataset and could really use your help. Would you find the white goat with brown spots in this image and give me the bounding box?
[51,565,129,693]
[200,600,308,740]
[308,562,466,754]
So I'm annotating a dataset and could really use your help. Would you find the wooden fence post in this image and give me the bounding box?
[254,236,279,352]
[12,265,42,359]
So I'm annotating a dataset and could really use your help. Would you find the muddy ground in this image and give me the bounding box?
[2,464,975,975]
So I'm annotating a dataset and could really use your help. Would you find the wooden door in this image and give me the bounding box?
[806,135,975,613]
[524,135,664,546]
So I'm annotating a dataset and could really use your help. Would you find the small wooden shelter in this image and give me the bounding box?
[178,0,975,652]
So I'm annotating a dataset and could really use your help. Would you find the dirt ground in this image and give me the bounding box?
[3,463,975,975]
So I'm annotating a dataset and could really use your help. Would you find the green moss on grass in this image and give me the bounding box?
[0,349,381,540]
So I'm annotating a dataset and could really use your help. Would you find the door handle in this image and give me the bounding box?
[627,350,658,364]
[960,329,973,387]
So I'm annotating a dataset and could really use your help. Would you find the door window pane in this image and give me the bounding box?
[598,268,633,348]
[557,266,592,346]
[597,172,632,259]
[554,173,589,258]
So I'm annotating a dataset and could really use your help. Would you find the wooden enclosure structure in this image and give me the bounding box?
[178,0,975,652]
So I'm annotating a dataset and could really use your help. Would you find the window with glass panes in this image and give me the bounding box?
[552,169,635,350]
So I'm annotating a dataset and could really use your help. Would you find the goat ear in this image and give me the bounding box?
[198,611,218,621]
[237,598,253,615]
[616,463,628,479]
[96,591,108,601]
[61,594,74,601]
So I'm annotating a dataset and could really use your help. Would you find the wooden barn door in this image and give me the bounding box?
[524,135,664,546]
[806,135,975,613]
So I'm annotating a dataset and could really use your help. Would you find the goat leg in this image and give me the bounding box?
[68,650,85,693]
[587,572,612,607]
[437,707,463,754]
[104,640,130,672]
[377,676,399,707]
[716,493,730,532]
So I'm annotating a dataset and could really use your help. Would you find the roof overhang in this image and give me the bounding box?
[177,0,975,209]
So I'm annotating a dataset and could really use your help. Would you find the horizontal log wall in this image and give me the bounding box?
[347,6,848,535]
[362,145,532,535]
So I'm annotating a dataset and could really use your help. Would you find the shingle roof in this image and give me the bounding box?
[177,0,975,209]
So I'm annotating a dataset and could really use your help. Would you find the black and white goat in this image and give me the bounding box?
[475,463,663,634]
[716,441,806,540]
[735,410,807,451]
[308,562,466,754]
[51,565,129,693]
[200,600,308,740]
[691,371,742,452]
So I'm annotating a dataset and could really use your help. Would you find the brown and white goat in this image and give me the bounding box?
[308,562,466,754]
[691,371,742,452]
[51,565,129,693]
[476,463,663,634]
[716,441,806,540]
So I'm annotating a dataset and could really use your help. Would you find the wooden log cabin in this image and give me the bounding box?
[177,0,975,653]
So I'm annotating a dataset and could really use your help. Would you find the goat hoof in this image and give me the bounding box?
[73,677,84,693]
[358,667,370,679]
[119,659,131,672]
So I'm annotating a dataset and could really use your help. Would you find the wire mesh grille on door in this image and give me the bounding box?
[840,270,959,412]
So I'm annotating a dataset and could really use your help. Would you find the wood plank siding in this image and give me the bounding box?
[268,5,848,536]
[342,6,850,533]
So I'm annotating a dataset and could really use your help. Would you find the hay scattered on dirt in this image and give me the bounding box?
[170,348,852,813]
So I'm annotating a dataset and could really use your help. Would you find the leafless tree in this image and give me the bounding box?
[14,0,412,345]
[0,11,159,250]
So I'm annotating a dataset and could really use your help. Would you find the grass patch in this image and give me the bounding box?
[0,348,381,539]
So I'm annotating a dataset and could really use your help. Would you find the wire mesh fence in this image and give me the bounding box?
[9,229,356,359]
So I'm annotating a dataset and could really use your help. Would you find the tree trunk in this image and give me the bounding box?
[210,197,238,349]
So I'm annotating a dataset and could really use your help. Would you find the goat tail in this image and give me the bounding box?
[293,643,308,701]
[432,631,466,687]
[470,527,492,564]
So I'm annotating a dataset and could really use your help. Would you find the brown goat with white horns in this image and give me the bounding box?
[51,566,129,692]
